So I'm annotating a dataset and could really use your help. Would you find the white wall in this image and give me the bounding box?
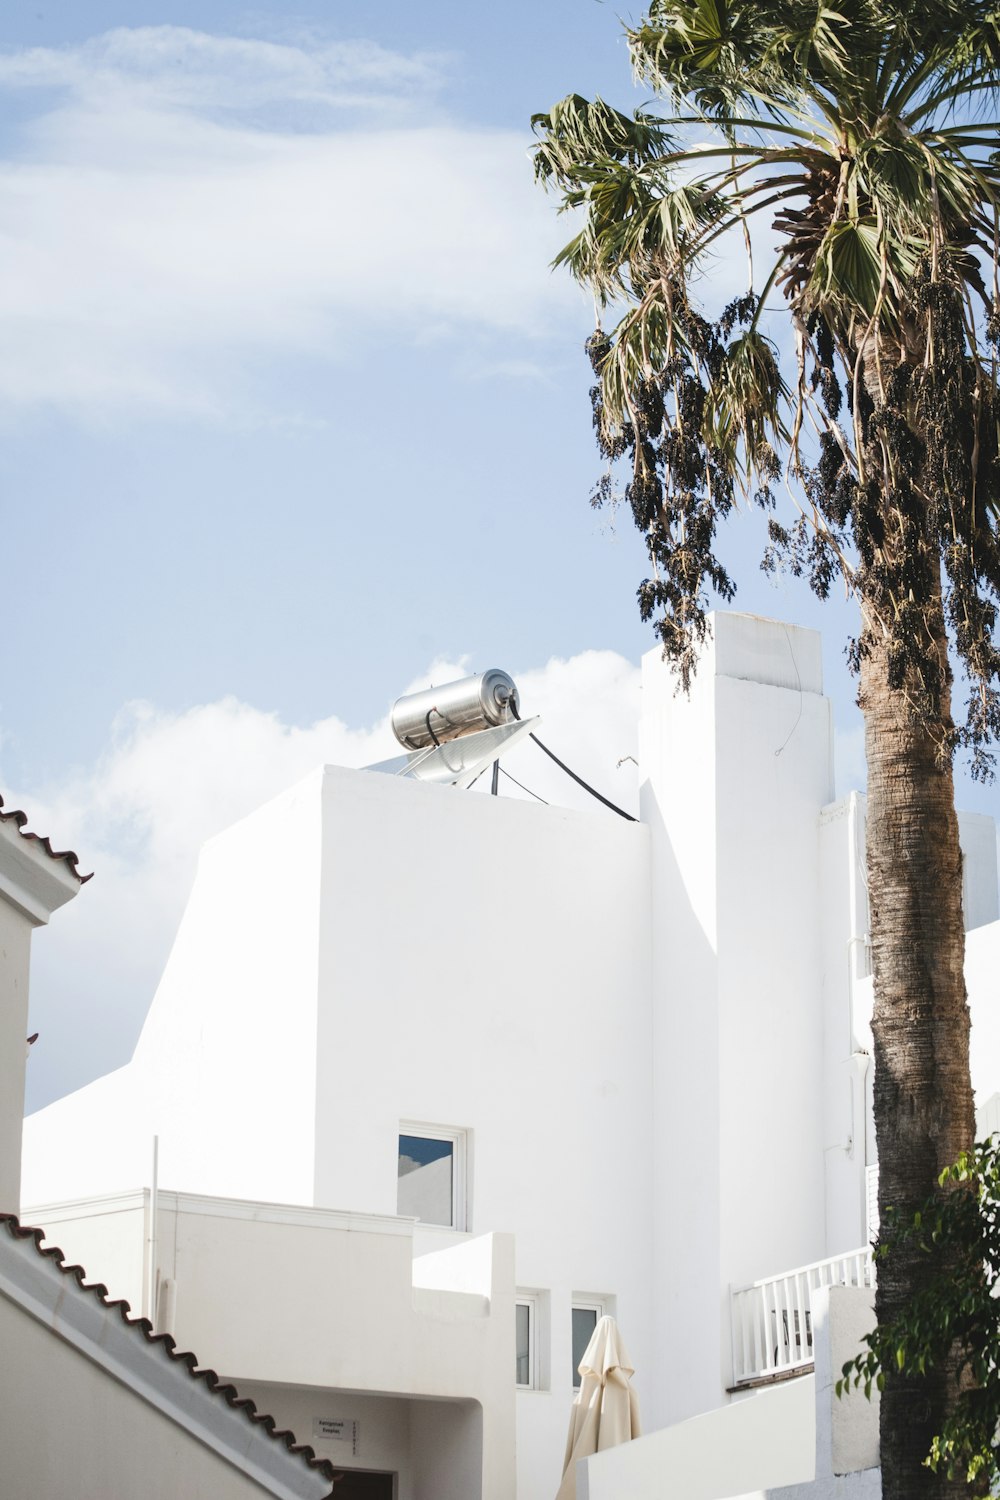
[24,1192,149,1314]
[818,795,872,1257]
[21,1066,150,1211]
[310,765,654,1500]
[133,769,325,1205]
[235,1383,484,1500]
[580,1371,816,1500]
[641,614,833,1425]
[811,1286,878,1478]
[22,757,653,1500]
[411,1396,484,1500]
[23,1191,515,1500]
[715,655,832,1278]
[23,774,327,1212]
[0,897,32,1212]
[235,1383,420,1500]
[640,630,722,1431]
[0,1292,311,1500]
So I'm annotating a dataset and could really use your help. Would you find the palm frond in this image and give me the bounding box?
[709,329,791,466]
[531,95,673,189]
[534,0,1000,738]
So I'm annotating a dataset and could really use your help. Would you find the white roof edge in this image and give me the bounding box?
[25,1187,417,1237]
[22,1189,148,1223]
[641,611,825,695]
[0,817,82,925]
[199,764,326,855]
[0,1222,331,1500]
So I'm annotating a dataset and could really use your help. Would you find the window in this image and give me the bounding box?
[515,1289,549,1390]
[397,1124,467,1230]
[516,1298,535,1388]
[571,1296,614,1388]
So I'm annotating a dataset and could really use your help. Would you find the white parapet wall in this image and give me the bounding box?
[578,1283,879,1500]
[814,1286,879,1479]
[578,1372,816,1500]
[23,1189,516,1500]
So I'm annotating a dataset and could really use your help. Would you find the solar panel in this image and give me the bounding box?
[365,717,540,788]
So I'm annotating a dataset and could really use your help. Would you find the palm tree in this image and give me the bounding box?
[533,5,1000,1497]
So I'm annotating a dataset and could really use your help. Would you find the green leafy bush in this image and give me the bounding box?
[838,1141,1000,1486]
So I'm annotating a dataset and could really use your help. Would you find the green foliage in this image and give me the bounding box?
[531,0,1000,773]
[838,1140,1000,1486]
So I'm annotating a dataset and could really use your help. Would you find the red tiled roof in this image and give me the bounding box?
[0,1214,338,1496]
[0,796,92,883]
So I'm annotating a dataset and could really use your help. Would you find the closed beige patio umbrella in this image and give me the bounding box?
[555,1315,641,1500]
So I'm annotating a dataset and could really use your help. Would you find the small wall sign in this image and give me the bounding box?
[312,1417,360,1456]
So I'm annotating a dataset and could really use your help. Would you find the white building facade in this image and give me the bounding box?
[21,611,1000,1500]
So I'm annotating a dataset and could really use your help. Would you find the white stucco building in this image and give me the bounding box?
[20,611,1000,1500]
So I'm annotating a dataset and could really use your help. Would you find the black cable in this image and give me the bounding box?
[499,766,548,804]
[529,734,638,820]
[508,703,637,822]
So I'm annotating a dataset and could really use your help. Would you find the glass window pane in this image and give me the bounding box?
[397,1134,454,1226]
[516,1302,531,1386]
[572,1307,599,1388]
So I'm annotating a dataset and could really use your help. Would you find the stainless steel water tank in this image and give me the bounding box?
[391,670,520,750]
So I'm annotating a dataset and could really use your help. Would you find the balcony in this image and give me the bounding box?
[730,1247,875,1387]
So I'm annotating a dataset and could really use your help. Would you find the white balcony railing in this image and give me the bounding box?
[730,1247,875,1386]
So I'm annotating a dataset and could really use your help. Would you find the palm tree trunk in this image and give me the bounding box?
[859,605,975,1500]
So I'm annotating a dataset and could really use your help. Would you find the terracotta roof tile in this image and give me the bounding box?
[0,1213,338,1497]
[0,796,92,883]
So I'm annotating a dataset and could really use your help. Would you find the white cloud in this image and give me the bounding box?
[0,27,448,116]
[465,357,556,384]
[13,649,638,1111]
[0,26,583,418]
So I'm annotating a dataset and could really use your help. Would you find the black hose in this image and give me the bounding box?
[507,701,637,822]
[499,766,548,804]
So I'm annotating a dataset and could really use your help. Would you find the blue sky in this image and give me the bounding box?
[0,4,641,773]
[1,4,995,1112]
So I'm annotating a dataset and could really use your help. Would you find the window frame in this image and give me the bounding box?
[397,1122,468,1232]
[515,1295,537,1390]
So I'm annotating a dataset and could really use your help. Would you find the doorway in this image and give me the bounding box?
[330,1469,396,1499]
